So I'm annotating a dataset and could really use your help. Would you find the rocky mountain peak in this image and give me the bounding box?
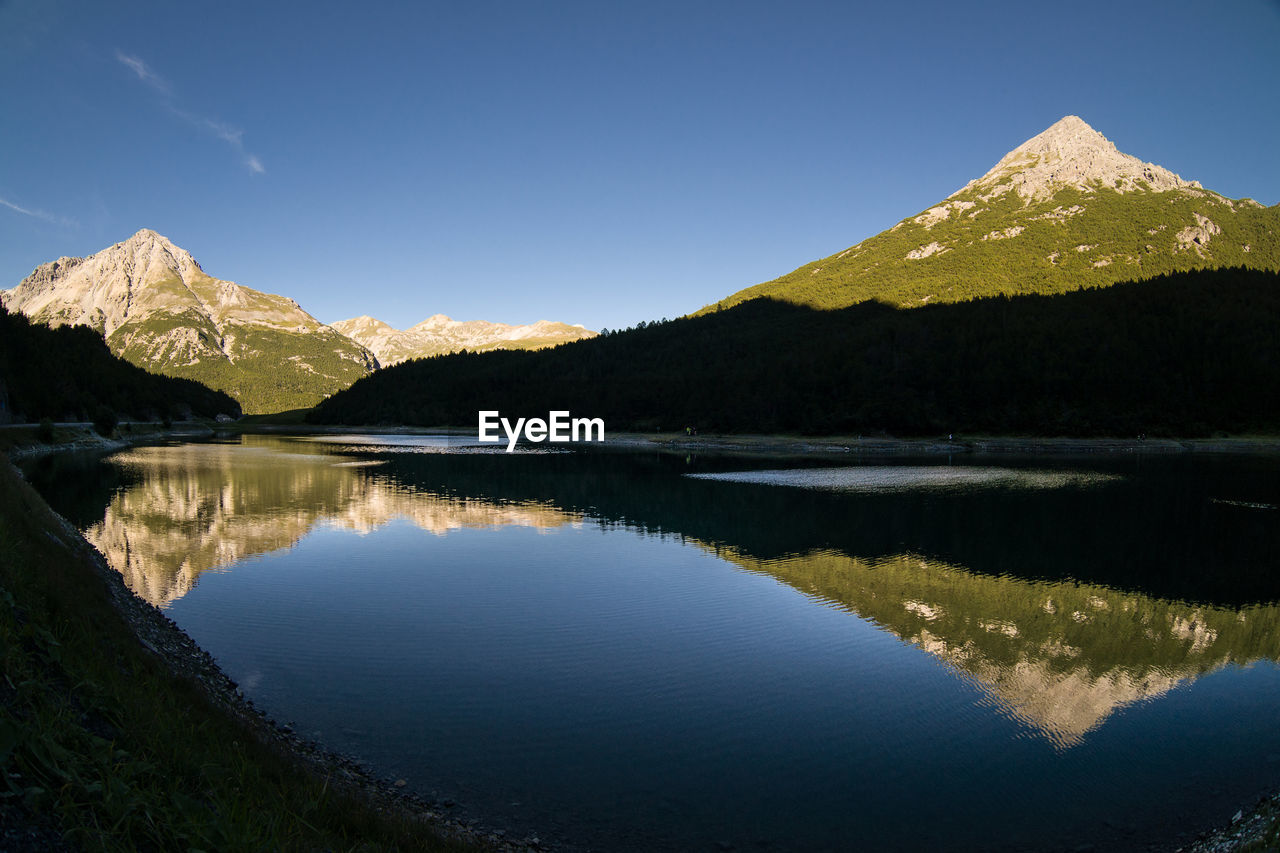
[2,228,215,337]
[1012,115,1112,158]
[113,227,204,276]
[959,115,1202,203]
[124,227,172,247]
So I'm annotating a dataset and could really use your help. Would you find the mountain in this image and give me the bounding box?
[706,116,1279,312]
[331,313,596,367]
[1,230,376,413]
[3,229,600,412]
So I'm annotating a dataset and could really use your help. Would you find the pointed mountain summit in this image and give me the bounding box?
[8,229,205,336]
[3,230,375,413]
[705,116,1279,312]
[332,313,596,367]
[962,115,1198,202]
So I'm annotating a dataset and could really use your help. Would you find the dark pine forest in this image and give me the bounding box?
[308,267,1280,437]
[0,304,240,424]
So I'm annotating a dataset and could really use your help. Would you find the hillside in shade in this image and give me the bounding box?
[308,266,1280,437]
[0,302,239,423]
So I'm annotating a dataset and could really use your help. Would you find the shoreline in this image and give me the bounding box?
[216,420,1280,457]
[1,438,544,851]
[51,492,529,850]
[3,423,217,461]
[76,530,547,852]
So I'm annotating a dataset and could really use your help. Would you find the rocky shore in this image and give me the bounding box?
[1180,792,1280,852]
[2,423,214,461]
[1,433,548,851]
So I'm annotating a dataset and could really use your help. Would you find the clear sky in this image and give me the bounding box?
[2,0,1278,333]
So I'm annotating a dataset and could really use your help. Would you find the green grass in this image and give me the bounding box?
[701,186,1280,313]
[0,457,483,852]
[93,277,377,415]
[109,318,375,415]
[233,408,313,426]
[0,426,46,454]
[0,422,199,456]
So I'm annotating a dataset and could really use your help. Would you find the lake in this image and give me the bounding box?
[23,434,1280,852]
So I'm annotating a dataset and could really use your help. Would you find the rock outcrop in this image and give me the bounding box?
[959,115,1200,203]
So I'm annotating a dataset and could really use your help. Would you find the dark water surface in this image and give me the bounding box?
[23,435,1280,852]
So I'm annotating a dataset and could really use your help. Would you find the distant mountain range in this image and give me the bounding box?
[1,230,595,413]
[704,115,1279,312]
[331,313,595,367]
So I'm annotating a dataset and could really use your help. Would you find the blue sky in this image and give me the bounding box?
[2,0,1278,333]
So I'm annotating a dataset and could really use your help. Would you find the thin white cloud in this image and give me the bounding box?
[0,194,77,227]
[208,121,243,146]
[114,50,170,95]
[117,50,264,175]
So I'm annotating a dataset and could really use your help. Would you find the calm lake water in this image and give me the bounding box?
[23,434,1280,852]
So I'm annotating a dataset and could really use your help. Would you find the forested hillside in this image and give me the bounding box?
[0,304,239,423]
[308,267,1280,437]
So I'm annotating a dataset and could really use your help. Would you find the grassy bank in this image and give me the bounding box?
[0,455,487,852]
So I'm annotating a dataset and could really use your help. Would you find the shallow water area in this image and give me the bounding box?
[295,433,549,453]
[686,464,1118,492]
[22,434,1280,852]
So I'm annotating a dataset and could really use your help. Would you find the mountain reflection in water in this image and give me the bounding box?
[81,441,583,606]
[51,436,1280,756]
[718,548,1279,749]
